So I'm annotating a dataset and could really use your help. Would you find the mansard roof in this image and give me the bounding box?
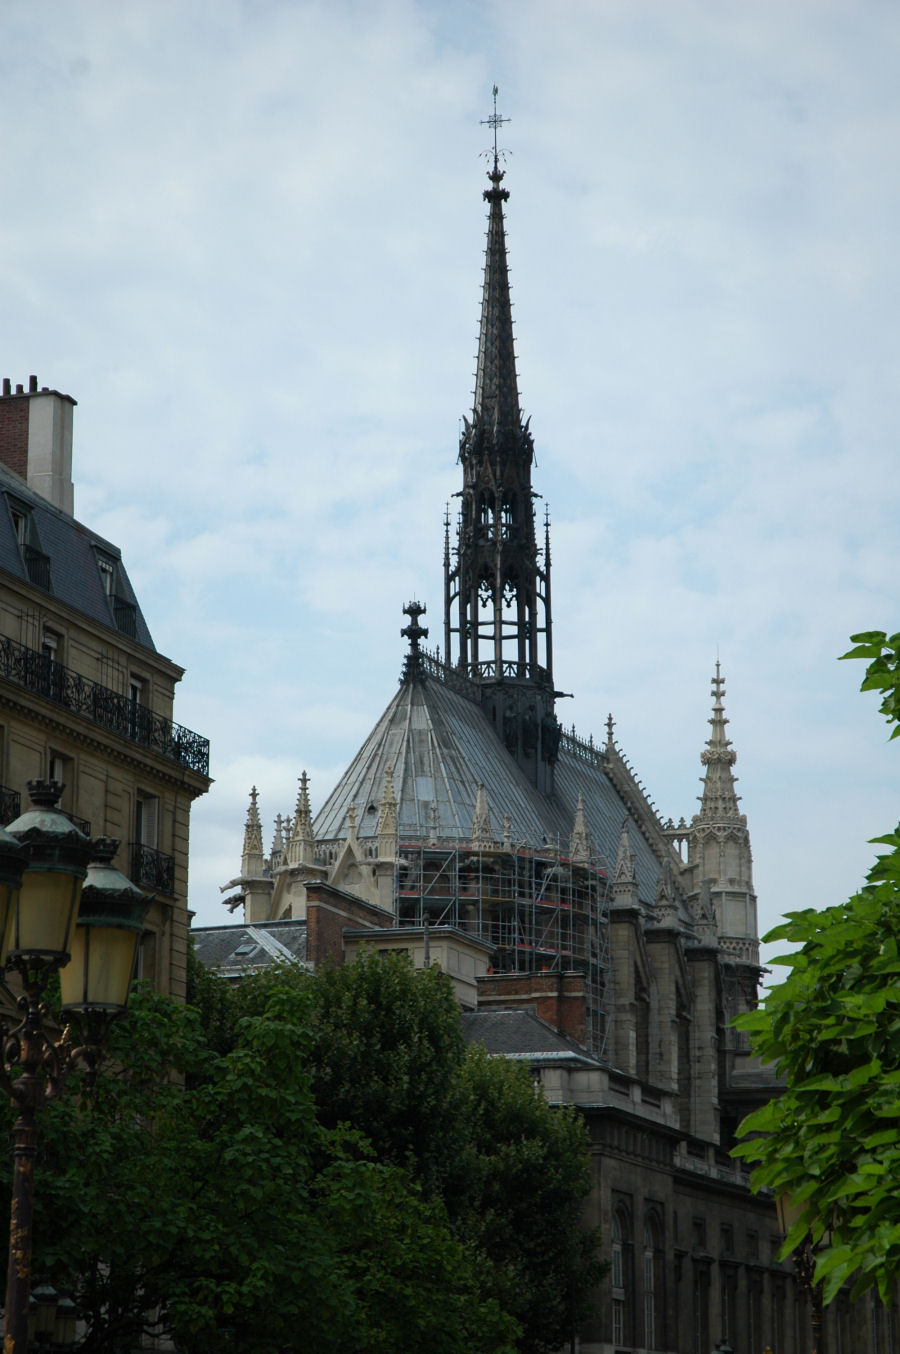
[313,659,690,923]
[192,919,308,979]
[461,1008,600,1066]
[0,461,156,651]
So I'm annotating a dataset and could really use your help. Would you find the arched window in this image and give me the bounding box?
[612,1211,625,1347]
[611,1206,633,1347]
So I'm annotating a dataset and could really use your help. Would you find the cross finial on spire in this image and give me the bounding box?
[481,84,510,176]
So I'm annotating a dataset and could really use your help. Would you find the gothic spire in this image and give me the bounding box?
[686,661,759,971]
[613,819,636,887]
[471,783,493,845]
[569,792,592,863]
[697,662,742,821]
[286,771,315,866]
[473,134,519,434]
[377,765,398,858]
[611,819,639,911]
[443,95,557,794]
[241,786,264,877]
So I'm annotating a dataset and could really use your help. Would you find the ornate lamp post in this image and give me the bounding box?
[776,1194,826,1354]
[0,782,150,1354]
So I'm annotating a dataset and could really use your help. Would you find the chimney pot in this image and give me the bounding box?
[15,385,23,395]
[2,379,9,397]
[28,375,37,393]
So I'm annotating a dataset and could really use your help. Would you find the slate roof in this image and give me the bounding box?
[0,462,155,650]
[313,667,682,916]
[191,920,308,979]
[461,1008,600,1066]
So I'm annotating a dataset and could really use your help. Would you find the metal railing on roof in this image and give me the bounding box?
[0,634,210,777]
[558,727,605,767]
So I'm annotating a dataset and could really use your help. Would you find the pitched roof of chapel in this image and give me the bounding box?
[313,660,688,921]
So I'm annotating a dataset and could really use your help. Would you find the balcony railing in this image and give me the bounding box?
[0,635,210,777]
[22,545,51,590]
[112,596,138,638]
[130,842,175,896]
[0,785,20,825]
[62,811,91,836]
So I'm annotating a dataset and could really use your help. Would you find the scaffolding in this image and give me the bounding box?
[395,838,610,1057]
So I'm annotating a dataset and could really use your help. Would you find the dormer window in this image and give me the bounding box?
[95,550,137,638]
[97,556,115,595]
[6,496,50,590]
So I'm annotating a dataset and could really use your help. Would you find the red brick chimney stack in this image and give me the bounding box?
[0,377,77,515]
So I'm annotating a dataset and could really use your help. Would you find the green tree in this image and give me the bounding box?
[304,949,468,1194]
[6,947,596,1350]
[14,978,514,1353]
[459,1044,601,1354]
[733,630,900,1304]
[296,949,600,1351]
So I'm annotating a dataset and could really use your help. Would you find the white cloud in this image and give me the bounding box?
[2,0,898,940]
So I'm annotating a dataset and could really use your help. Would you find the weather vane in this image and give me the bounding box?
[480,84,510,168]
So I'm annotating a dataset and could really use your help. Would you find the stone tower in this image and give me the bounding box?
[683,663,760,1020]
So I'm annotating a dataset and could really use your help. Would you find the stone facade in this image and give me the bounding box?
[0,377,210,1000]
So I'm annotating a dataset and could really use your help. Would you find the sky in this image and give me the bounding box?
[1,0,898,957]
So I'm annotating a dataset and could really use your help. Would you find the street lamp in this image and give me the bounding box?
[28,1283,77,1351]
[776,1193,826,1354]
[59,837,150,1014]
[0,781,150,1354]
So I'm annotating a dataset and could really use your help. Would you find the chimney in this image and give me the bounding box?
[0,377,77,515]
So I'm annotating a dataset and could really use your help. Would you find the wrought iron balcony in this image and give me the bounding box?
[130,842,175,896]
[0,635,210,777]
[112,595,137,638]
[0,785,20,825]
[22,545,51,590]
[62,811,91,836]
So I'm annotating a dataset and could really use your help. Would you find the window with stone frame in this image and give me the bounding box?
[611,1203,633,1348]
[643,1210,664,1350]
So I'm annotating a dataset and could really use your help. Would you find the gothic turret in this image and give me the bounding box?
[286,772,315,866]
[683,664,759,968]
[444,90,557,793]
[241,787,264,877]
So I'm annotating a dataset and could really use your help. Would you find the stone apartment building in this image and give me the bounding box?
[0,376,210,1000]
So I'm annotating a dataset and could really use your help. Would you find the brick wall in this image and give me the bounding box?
[305,881,394,966]
[0,397,28,479]
[476,969,588,1044]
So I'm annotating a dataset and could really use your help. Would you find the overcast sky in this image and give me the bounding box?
[2,0,898,955]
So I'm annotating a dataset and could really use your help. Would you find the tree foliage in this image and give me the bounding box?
[3,949,595,1352]
[733,630,900,1305]
[458,1045,601,1354]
